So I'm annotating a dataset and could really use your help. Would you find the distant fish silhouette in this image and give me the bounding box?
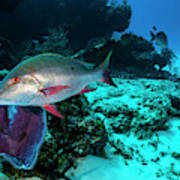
[150,31,168,50]
[0,105,46,169]
[152,26,157,31]
[42,35,49,40]
[32,39,39,44]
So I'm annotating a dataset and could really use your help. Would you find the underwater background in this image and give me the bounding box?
[128,0,180,52]
[0,0,179,179]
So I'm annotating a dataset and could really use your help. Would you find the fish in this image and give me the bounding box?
[42,35,49,40]
[32,39,39,44]
[152,26,157,31]
[0,51,116,118]
[150,31,168,49]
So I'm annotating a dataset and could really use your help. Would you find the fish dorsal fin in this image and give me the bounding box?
[76,60,95,69]
[98,50,113,69]
[39,53,95,68]
[35,53,65,58]
[43,104,64,119]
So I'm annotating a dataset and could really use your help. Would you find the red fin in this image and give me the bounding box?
[101,70,117,87]
[40,85,70,96]
[78,87,96,94]
[43,104,64,119]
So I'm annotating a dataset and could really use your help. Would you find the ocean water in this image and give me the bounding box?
[128,0,180,53]
[0,0,179,179]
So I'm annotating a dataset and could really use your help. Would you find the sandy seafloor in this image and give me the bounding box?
[66,117,180,180]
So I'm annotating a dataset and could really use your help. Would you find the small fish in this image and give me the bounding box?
[152,26,157,31]
[42,35,49,40]
[32,39,39,44]
[150,31,168,49]
[0,51,116,118]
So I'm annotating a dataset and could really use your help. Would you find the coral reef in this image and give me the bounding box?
[0,0,132,68]
[0,28,178,179]
[81,33,175,79]
[65,78,180,180]
[85,78,180,138]
[0,37,16,69]
[2,95,107,179]
[1,77,180,179]
[0,0,131,52]
[16,26,72,60]
[66,117,180,180]
[56,0,131,49]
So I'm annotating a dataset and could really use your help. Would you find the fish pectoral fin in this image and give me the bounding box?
[40,85,70,96]
[43,104,64,119]
[78,87,96,94]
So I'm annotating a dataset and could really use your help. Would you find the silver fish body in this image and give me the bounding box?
[0,53,106,106]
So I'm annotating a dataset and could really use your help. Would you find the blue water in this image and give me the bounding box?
[128,0,180,54]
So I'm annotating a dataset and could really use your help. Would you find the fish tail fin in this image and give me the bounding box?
[101,69,117,87]
[96,50,117,87]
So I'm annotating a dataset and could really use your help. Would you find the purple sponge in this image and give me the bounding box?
[0,105,47,170]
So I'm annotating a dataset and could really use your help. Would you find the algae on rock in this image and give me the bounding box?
[84,78,180,139]
[16,26,72,61]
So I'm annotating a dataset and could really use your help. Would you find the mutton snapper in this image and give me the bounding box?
[0,51,116,118]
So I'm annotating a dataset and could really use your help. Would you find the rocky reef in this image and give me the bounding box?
[1,30,176,82]
[80,33,176,80]
[1,97,107,179]
[16,26,73,59]
[1,78,180,179]
[56,0,131,49]
[0,0,131,54]
[0,0,175,79]
[0,37,16,69]
[65,80,180,180]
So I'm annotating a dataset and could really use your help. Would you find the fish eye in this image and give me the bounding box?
[9,76,20,85]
